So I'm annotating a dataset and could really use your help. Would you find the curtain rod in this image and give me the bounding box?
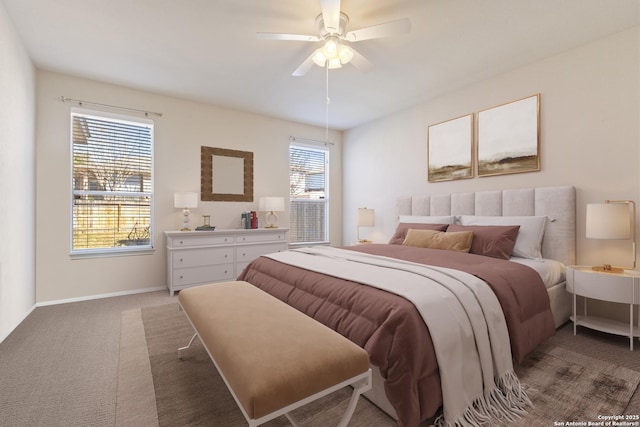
[289,136,334,146]
[60,96,163,117]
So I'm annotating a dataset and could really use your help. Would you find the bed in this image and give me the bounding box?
[237,185,576,426]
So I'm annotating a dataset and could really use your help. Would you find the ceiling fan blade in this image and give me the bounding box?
[348,47,374,73]
[292,52,317,77]
[256,32,320,42]
[344,18,411,42]
[320,0,341,33]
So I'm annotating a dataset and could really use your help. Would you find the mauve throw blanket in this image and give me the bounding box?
[237,244,555,426]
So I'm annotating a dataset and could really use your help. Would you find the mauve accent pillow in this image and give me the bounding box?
[446,224,520,260]
[388,223,449,245]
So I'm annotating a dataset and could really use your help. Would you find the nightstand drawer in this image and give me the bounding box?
[568,268,636,304]
[172,264,234,286]
[172,247,233,268]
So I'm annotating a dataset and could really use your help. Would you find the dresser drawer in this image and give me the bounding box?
[172,247,233,268]
[172,264,234,286]
[235,243,287,264]
[165,228,288,296]
[236,232,287,244]
[168,234,234,248]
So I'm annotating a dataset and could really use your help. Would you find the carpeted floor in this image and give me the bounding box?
[1,290,639,427]
[122,303,640,427]
[0,290,176,427]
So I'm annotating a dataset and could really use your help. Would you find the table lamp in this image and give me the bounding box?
[174,192,198,231]
[357,207,375,243]
[259,196,285,228]
[586,199,636,273]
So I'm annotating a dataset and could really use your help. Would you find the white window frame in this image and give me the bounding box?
[289,142,329,246]
[70,108,154,258]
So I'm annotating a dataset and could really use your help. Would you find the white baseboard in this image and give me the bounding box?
[0,304,37,344]
[36,285,168,307]
[1,286,168,344]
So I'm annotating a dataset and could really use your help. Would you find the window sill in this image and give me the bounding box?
[70,247,155,260]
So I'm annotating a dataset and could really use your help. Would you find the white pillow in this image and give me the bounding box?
[398,215,455,225]
[457,215,547,259]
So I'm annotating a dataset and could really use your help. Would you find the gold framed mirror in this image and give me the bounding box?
[201,146,253,202]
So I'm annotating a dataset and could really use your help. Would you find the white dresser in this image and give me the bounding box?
[165,228,288,295]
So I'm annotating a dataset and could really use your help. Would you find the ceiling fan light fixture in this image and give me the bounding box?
[312,48,327,67]
[337,44,354,64]
[327,57,342,69]
[323,36,339,58]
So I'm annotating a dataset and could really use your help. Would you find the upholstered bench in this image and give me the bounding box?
[177,281,372,427]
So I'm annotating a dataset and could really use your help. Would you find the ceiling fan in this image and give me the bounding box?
[257,0,411,76]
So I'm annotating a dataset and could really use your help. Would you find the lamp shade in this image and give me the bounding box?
[174,192,198,209]
[259,196,285,212]
[357,208,375,227]
[586,202,631,239]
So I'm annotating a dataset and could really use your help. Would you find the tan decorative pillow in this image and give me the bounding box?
[402,229,473,253]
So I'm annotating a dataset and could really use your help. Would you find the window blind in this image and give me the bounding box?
[289,145,328,244]
[71,111,153,253]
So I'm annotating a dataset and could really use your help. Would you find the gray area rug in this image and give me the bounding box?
[514,346,640,426]
[118,303,640,427]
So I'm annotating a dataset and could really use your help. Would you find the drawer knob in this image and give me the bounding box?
[179,275,183,279]
[179,258,183,262]
[179,240,183,244]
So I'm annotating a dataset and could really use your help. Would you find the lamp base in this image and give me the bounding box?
[265,211,278,228]
[181,208,191,231]
[592,264,624,273]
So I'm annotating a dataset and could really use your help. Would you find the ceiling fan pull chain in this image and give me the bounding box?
[325,62,330,142]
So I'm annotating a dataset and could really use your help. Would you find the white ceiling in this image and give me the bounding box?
[3,0,638,130]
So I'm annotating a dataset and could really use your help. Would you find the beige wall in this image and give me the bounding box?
[35,71,342,303]
[0,2,36,341]
[343,27,640,268]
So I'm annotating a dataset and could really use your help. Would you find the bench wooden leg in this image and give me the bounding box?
[178,333,198,359]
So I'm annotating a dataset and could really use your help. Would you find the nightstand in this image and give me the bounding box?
[566,266,640,350]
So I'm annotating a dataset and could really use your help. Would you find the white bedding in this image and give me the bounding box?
[510,257,565,289]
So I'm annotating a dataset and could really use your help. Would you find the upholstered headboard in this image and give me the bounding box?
[396,186,576,265]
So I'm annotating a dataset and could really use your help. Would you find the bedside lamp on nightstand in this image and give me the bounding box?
[357,207,375,244]
[586,199,636,273]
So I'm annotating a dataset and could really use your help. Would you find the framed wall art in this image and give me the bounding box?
[477,94,540,177]
[427,114,474,182]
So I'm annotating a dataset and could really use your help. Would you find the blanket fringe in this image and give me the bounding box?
[434,370,532,427]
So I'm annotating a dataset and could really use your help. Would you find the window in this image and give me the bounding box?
[289,144,329,244]
[71,109,153,255]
